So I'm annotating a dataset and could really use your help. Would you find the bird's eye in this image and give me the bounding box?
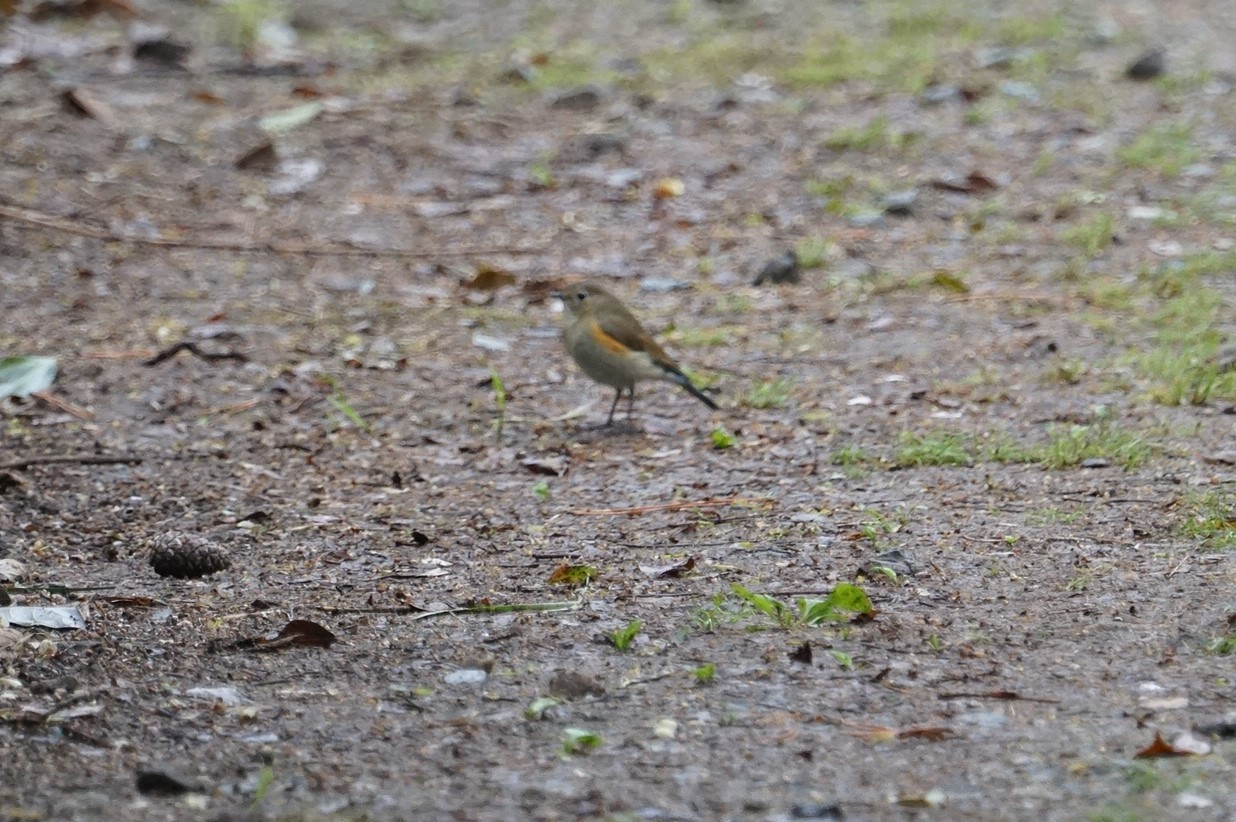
[576,291,587,301]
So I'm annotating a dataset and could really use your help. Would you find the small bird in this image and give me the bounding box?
[554,281,718,426]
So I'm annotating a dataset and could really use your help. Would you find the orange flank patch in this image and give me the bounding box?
[590,321,634,355]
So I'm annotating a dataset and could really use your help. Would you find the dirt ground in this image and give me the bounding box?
[2,0,1235,820]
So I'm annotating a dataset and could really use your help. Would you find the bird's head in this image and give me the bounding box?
[552,282,617,318]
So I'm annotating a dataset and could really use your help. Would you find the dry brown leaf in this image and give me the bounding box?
[236,142,278,172]
[897,725,955,741]
[464,265,517,291]
[653,177,685,199]
[274,619,336,648]
[190,89,226,105]
[930,170,999,195]
[1134,731,1192,758]
[547,563,597,586]
[638,557,696,578]
[292,84,327,99]
[60,88,116,124]
[522,457,567,476]
[31,0,138,19]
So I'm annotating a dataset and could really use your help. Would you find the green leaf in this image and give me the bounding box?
[320,374,371,432]
[252,765,275,805]
[731,583,790,625]
[822,582,874,616]
[328,393,370,432]
[930,270,970,293]
[524,697,559,720]
[259,102,324,134]
[798,582,875,625]
[610,619,642,651]
[797,597,842,625]
[691,663,716,683]
[547,563,597,586]
[561,727,602,755]
[710,426,738,449]
[490,366,507,440]
[0,356,57,398]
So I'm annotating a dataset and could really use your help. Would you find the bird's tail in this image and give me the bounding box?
[667,369,719,410]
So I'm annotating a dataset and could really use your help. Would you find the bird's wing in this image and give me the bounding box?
[588,319,635,355]
[593,310,677,367]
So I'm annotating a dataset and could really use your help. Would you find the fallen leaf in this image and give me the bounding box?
[235,142,278,172]
[522,457,567,476]
[547,563,598,586]
[653,177,685,199]
[259,101,324,134]
[897,726,955,741]
[133,38,191,67]
[787,641,812,665]
[208,619,338,653]
[102,596,158,607]
[270,619,336,648]
[638,557,696,578]
[189,89,226,105]
[0,558,26,581]
[1134,731,1193,758]
[291,84,327,98]
[60,88,116,124]
[930,171,999,195]
[463,265,517,291]
[0,605,86,630]
[930,271,970,293]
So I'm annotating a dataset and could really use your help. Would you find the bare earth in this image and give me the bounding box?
[1,1,1235,820]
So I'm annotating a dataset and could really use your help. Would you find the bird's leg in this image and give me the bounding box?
[606,388,623,426]
[626,386,636,420]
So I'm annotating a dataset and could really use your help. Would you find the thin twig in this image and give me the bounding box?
[142,341,248,366]
[318,600,580,619]
[204,398,261,416]
[31,391,94,420]
[83,349,158,360]
[0,455,144,470]
[571,496,775,516]
[938,690,1059,704]
[1,451,224,470]
[946,292,1071,304]
[0,202,545,258]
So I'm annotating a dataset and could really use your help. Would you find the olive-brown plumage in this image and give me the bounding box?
[555,281,718,425]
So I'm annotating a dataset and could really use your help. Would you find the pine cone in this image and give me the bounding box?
[149,532,231,579]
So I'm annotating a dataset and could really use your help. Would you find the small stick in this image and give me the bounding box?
[0,455,144,470]
[83,349,158,360]
[0,202,545,258]
[939,690,1060,704]
[142,341,248,366]
[31,391,94,420]
[571,496,775,516]
[204,398,261,416]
